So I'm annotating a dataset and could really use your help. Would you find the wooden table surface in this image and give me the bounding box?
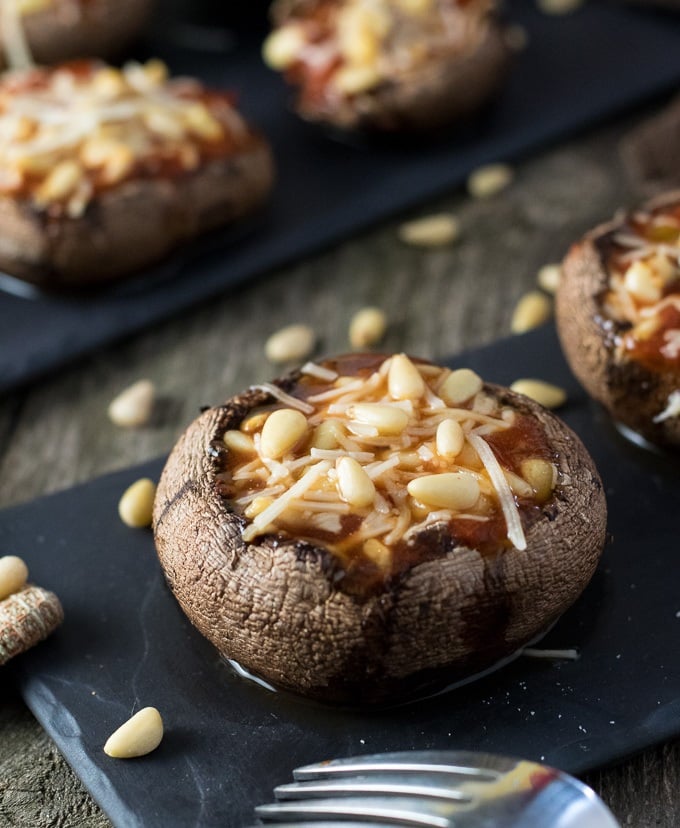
[1,106,679,827]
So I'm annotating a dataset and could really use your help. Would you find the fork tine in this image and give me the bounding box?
[293,752,501,783]
[274,778,472,803]
[254,796,455,826]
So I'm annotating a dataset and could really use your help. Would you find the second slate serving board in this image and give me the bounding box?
[3,1,680,392]
[3,324,679,827]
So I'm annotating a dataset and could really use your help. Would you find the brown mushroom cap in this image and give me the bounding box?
[556,190,680,449]
[0,0,154,67]
[271,0,510,133]
[153,366,606,705]
[0,136,274,289]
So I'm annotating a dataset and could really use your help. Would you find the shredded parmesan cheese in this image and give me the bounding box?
[467,433,527,551]
[253,383,315,414]
[227,355,556,567]
[241,461,331,542]
[653,390,680,423]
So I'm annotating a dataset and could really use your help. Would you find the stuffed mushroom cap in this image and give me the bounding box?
[153,354,607,704]
[263,0,511,133]
[557,191,680,449]
[0,59,274,289]
[0,0,154,68]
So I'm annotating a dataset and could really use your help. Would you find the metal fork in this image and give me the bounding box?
[252,750,620,827]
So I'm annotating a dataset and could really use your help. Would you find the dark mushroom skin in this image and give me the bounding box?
[0,0,154,67]
[153,369,606,705]
[556,191,680,449]
[0,138,274,289]
[268,0,510,133]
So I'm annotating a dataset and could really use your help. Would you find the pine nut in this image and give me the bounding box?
[143,107,185,141]
[362,538,392,571]
[398,451,423,469]
[511,290,552,334]
[184,103,223,142]
[504,470,533,498]
[0,556,29,601]
[223,430,255,454]
[334,64,382,95]
[142,59,168,86]
[407,473,480,511]
[348,307,387,348]
[435,419,464,458]
[634,316,661,341]
[336,457,376,507]
[260,408,308,459]
[388,354,425,400]
[537,0,584,15]
[262,25,307,70]
[244,496,274,519]
[624,261,662,304]
[265,324,316,364]
[510,378,567,409]
[240,412,269,434]
[35,160,81,204]
[104,707,164,759]
[395,0,434,14]
[398,213,460,247]
[467,163,514,199]
[455,440,483,470]
[505,23,529,52]
[350,403,409,435]
[312,420,343,450]
[118,479,157,528]
[537,263,562,295]
[521,458,556,501]
[439,368,483,405]
[108,380,156,428]
[92,67,127,99]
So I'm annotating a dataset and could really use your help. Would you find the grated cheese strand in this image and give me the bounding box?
[300,362,339,382]
[241,461,331,542]
[252,383,315,414]
[468,433,527,551]
[653,390,680,423]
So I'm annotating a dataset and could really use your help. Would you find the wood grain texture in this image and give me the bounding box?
[1,109,679,826]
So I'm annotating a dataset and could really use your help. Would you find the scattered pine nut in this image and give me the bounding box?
[118,478,157,528]
[537,263,562,295]
[398,213,460,247]
[510,379,567,409]
[467,163,514,199]
[108,380,156,428]
[265,324,316,364]
[511,290,552,334]
[536,0,584,15]
[349,307,387,349]
[0,555,29,601]
[104,707,164,759]
[505,24,529,52]
[0,585,64,666]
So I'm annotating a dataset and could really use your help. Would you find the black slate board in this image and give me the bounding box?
[3,1,680,392]
[3,324,680,827]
